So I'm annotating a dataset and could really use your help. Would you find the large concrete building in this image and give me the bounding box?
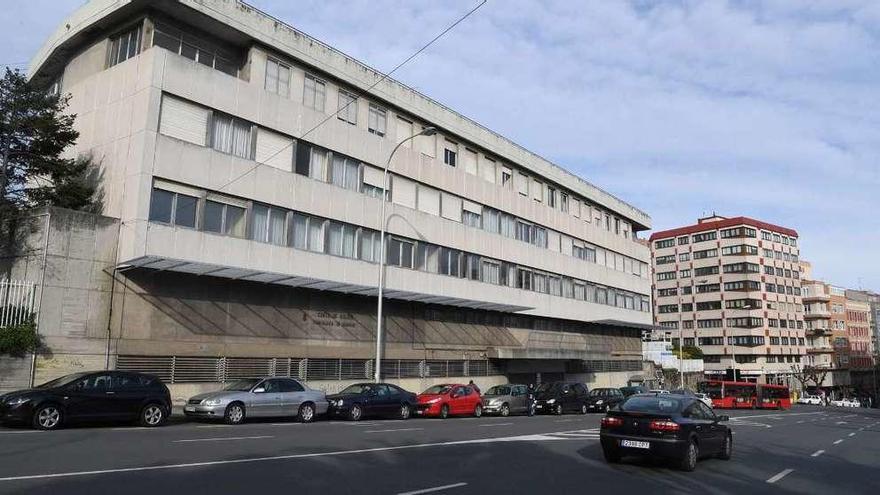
[2,0,655,395]
[649,215,806,383]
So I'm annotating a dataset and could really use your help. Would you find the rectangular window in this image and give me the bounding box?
[203,199,246,238]
[251,204,287,246]
[292,213,308,250]
[694,266,719,276]
[678,237,689,245]
[152,22,237,76]
[265,59,291,97]
[462,149,478,175]
[656,271,677,281]
[692,232,717,243]
[337,89,358,125]
[108,24,142,68]
[546,187,557,208]
[679,269,691,278]
[481,261,500,285]
[655,255,675,265]
[368,103,387,136]
[501,166,512,188]
[254,128,294,171]
[444,142,457,167]
[159,95,210,146]
[679,253,690,262]
[693,248,717,259]
[655,239,675,249]
[696,301,722,311]
[148,187,198,228]
[303,74,326,112]
[697,319,723,329]
[560,193,569,213]
[330,155,361,191]
[387,238,415,269]
[211,113,254,159]
[462,210,481,228]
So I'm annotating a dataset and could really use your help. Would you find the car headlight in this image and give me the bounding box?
[6,397,29,406]
[335,399,344,407]
[427,397,441,404]
[204,399,223,406]
[546,399,556,404]
[595,400,604,405]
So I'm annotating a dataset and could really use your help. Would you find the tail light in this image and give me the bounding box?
[649,420,680,432]
[601,416,623,428]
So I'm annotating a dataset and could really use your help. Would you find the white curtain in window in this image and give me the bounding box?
[327,223,343,255]
[342,225,356,258]
[212,114,252,158]
[344,160,360,190]
[268,209,286,245]
[292,213,308,249]
[308,219,324,252]
[310,149,326,181]
[252,205,269,242]
[331,155,346,187]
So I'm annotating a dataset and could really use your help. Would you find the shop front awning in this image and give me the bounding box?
[118,256,534,313]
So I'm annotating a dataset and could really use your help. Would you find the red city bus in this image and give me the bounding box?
[697,381,757,409]
[698,381,791,409]
[757,384,791,410]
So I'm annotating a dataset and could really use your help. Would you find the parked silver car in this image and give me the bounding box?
[481,384,534,416]
[184,377,328,424]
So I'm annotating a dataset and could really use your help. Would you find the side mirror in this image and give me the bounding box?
[451,393,459,399]
[253,387,266,394]
[718,415,729,422]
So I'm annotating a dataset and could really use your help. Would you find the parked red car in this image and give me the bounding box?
[415,384,482,418]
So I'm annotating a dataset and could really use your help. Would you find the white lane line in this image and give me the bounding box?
[811,450,825,457]
[796,421,804,424]
[0,431,45,435]
[766,469,794,484]
[174,435,274,443]
[833,439,844,445]
[848,433,856,437]
[269,423,303,426]
[479,423,513,427]
[364,428,424,434]
[729,412,822,420]
[397,482,468,495]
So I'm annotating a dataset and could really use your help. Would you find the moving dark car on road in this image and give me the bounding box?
[533,382,589,415]
[619,385,649,397]
[587,387,625,413]
[327,383,417,421]
[599,393,732,471]
[481,384,534,416]
[0,371,171,430]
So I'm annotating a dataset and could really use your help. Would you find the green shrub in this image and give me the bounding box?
[0,319,41,357]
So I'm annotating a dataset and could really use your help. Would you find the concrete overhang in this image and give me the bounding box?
[118,255,534,314]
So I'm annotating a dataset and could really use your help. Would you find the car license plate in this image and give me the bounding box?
[536,405,543,409]
[621,440,650,449]
[184,405,195,412]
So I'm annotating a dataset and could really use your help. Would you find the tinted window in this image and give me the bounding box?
[278,379,304,393]
[112,373,142,390]
[260,380,283,393]
[486,385,512,396]
[574,384,588,395]
[696,402,716,420]
[70,374,112,392]
[376,385,391,396]
[621,396,682,413]
[686,403,707,420]
[340,384,376,395]
[423,385,452,395]
[38,372,90,389]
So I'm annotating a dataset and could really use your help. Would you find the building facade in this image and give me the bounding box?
[844,290,874,370]
[649,215,806,383]
[8,0,654,394]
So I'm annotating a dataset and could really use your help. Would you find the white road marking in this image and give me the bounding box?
[196,425,232,429]
[0,431,45,435]
[835,422,848,425]
[833,439,843,445]
[174,435,274,443]
[848,433,856,437]
[479,423,513,427]
[811,450,824,457]
[729,412,821,420]
[397,482,468,495]
[554,419,578,423]
[364,428,424,434]
[0,429,604,482]
[766,469,794,484]
[269,423,303,426]
[796,421,804,424]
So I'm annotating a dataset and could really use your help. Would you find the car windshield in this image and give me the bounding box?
[223,379,260,391]
[340,384,375,395]
[621,396,682,414]
[422,385,452,395]
[589,389,610,397]
[485,385,511,396]
[620,387,645,397]
[37,372,90,389]
[535,383,561,394]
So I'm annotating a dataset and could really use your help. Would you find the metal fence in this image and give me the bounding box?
[116,355,504,384]
[0,279,37,328]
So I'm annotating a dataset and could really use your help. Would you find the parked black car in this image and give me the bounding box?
[326,382,418,421]
[533,382,589,415]
[587,387,626,413]
[599,393,732,471]
[0,371,171,430]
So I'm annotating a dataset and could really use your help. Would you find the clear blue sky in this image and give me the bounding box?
[2,0,877,290]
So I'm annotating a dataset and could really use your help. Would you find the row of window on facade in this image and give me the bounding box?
[681,336,806,347]
[654,227,797,250]
[660,318,805,331]
[656,245,800,265]
[157,94,649,279]
[107,16,640,247]
[699,355,801,364]
[656,263,801,283]
[147,181,651,313]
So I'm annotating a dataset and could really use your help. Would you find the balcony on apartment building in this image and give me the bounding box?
[801,286,831,302]
[804,307,831,319]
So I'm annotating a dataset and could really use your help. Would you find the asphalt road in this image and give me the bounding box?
[2,405,879,494]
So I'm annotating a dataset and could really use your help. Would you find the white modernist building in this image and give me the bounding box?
[20,0,653,393]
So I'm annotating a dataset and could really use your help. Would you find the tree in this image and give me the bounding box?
[790,364,831,389]
[672,344,704,360]
[0,68,99,219]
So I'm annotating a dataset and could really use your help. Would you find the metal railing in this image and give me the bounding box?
[0,279,37,328]
[116,355,504,384]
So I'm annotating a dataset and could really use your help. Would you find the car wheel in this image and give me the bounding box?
[580,404,588,415]
[474,404,483,418]
[679,440,699,471]
[298,402,315,423]
[349,404,363,422]
[555,404,563,415]
[603,446,621,464]
[603,404,610,413]
[500,403,510,417]
[224,402,246,425]
[527,403,535,417]
[399,403,411,420]
[32,404,62,430]
[139,403,165,427]
[718,433,732,460]
[440,404,450,419]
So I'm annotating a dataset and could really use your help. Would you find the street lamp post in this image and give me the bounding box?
[374,127,437,383]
